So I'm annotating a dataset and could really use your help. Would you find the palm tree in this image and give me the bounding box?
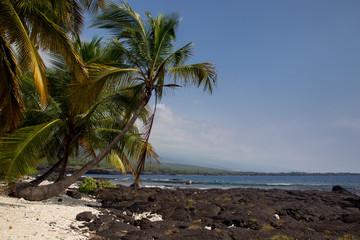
[0,72,158,184]
[0,37,158,186]
[11,3,217,200]
[0,0,105,134]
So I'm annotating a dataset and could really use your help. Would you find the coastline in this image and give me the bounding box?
[1,180,359,239]
[85,173,360,195]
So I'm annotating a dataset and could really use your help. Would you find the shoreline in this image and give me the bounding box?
[85,173,360,195]
[1,181,359,239]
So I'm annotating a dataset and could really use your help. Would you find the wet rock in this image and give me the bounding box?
[332,185,353,195]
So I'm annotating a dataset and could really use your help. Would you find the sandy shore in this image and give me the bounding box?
[0,191,100,240]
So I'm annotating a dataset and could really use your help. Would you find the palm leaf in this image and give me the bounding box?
[93,2,151,66]
[106,150,126,174]
[80,0,107,15]
[27,7,89,84]
[105,38,148,76]
[0,33,24,133]
[114,146,136,175]
[168,63,217,93]
[146,11,180,75]
[0,0,48,105]
[0,119,63,181]
[70,64,140,111]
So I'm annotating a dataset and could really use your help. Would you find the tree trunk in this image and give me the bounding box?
[55,154,69,182]
[56,140,71,182]
[11,93,150,201]
[30,158,64,186]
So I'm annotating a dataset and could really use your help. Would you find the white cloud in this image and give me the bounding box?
[151,104,249,159]
[144,104,360,172]
[148,104,297,171]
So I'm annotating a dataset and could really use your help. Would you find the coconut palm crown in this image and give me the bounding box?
[0,0,106,133]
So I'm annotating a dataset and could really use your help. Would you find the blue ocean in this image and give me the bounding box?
[84,174,360,195]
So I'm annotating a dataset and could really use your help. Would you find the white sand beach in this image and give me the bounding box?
[0,189,100,240]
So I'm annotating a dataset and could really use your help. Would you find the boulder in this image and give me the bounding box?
[66,190,82,199]
[332,185,353,195]
[76,211,95,222]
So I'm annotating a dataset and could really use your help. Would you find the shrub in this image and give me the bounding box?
[79,177,117,194]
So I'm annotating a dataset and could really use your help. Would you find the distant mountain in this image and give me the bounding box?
[143,162,242,175]
[142,162,360,176]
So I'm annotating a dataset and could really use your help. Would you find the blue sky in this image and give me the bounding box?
[82,0,360,172]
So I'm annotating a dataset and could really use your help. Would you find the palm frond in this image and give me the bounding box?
[79,0,107,16]
[0,119,63,181]
[105,38,148,76]
[147,11,181,73]
[154,42,193,78]
[114,146,136,175]
[93,2,151,66]
[134,105,161,183]
[0,33,24,133]
[168,63,217,93]
[74,36,104,63]
[28,7,89,84]
[0,0,49,105]
[135,141,160,184]
[106,150,126,174]
[92,2,147,40]
[70,64,139,111]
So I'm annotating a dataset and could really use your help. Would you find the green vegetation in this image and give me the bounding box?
[0,53,157,182]
[0,0,100,133]
[79,177,117,194]
[0,1,217,201]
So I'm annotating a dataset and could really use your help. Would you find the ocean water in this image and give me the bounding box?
[84,174,360,195]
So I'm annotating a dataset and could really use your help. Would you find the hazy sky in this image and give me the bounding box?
[83,0,360,172]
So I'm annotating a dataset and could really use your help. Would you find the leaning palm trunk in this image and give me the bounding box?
[56,140,72,182]
[11,93,150,201]
[30,158,64,186]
